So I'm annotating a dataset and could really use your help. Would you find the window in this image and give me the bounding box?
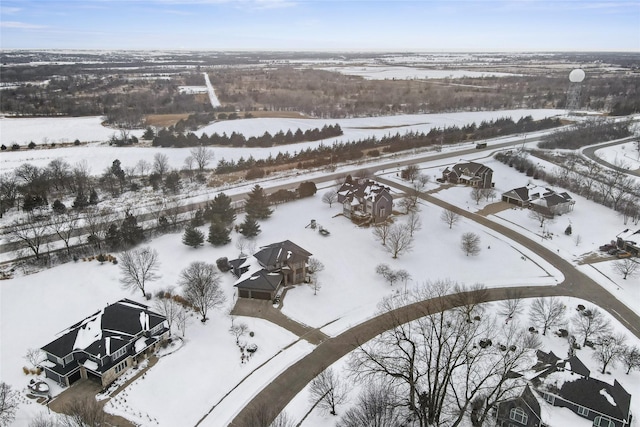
[542,392,555,404]
[63,354,73,365]
[111,346,127,361]
[593,417,614,427]
[509,407,528,425]
[577,406,589,417]
[114,361,128,374]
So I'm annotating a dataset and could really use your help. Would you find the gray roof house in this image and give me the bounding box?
[231,240,312,301]
[337,177,393,223]
[533,355,632,427]
[442,161,494,189]
[495,385,546,427]
[502,184,575,216]
[41,299,169,388]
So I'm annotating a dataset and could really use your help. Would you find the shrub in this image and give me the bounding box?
[23,366,30,375]
[249,331,255,337]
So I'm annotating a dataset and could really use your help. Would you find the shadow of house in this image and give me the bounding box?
[231,240,311,301]
[337,176,393,223]
[40,299,169,388]
[442,161,494,188]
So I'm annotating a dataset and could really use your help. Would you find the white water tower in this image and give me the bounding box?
[566,68,585,114]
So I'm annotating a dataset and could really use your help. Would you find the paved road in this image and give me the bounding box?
[226,178,640,427]
[581,137,640,177]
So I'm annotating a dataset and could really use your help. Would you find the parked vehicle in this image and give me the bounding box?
[599,244,616,251]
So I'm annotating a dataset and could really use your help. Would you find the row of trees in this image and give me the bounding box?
[152,124,343,148]
[539,118,631,149]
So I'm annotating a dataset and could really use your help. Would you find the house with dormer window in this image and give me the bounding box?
[337,176,393,223]
[40,299,169,388]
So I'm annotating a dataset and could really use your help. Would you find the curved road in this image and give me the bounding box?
[582,137,640,177]
[226,178,640,427]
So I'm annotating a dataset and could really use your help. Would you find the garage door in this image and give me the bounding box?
[238,290,250,298]
[251,291,271,300]
[68,369,81,385]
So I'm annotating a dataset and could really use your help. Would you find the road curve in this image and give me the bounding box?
[227,178,640,427]
[581,137,640,177]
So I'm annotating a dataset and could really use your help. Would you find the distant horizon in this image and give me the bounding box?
[1,0,639,52]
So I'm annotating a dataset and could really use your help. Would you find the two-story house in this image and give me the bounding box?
[231,240,312,301]
[40,299,169,388]
[442,161,494,189]
[337,176,393,223]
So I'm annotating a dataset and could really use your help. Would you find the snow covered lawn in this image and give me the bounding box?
[595,141,640,171]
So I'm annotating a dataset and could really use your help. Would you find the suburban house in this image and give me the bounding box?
[502,184,575,216]
[231,240,312,301]
[441,161,494,188]
[40,299,169,388]
[495,385,546,427]
[530,353,632,427]
[337,176,393,223]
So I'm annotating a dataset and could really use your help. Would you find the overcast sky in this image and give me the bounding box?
[1,0,639,51]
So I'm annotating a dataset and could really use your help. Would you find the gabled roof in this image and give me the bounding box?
[451,161,492,176]
[234,269,283,292]
[338,179,391,205]
[565,356,590,378]
[42,299,166,358]
[557,376,631,421]
[254,240,311,267]
[502,186,530,202]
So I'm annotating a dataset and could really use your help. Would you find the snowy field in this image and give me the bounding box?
[284,297,640,427]
[319,66,520,80]
[0,109,564,174]
[595,141,640,171]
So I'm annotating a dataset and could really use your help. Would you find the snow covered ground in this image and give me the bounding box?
[318,66,520,80]
[595,141,640,171]
[284,297,640,427]
[1,109,564,173]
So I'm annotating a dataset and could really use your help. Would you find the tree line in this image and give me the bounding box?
[151,123,343,148]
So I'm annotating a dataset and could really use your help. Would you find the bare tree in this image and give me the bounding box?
[48,212,80,255]
[24,348,46,369]
[440,208,460,229]
[235,237,255,258]
[450,282,487,323]
[376,264,398,286]
[593,333,627,374]
[175,306,191,337]
[396,269,411,288]
[322,189,338,207]
[621,345,640,374]
[307,257,325,275]
[190,146,214,173]
[574,234,582,246]
[153,152,170,178]
[571,306,612,347]
[372,220,392,246]
[229,322,249,344]
[481,188,496,202]
[385,223,414,259]
[180,261,226,322]
[497,290,524,319]
[136,159,151,177]
[309,368,348,416]
[470,187,483,205]
[309,277,322,296]
[613,258,639,280]
[403,177,428,212]
[59,396,105,427]
[528,297,566,336]
[28,413,59,427]
[461,232,481,256]
[154,292,185,333]
[10,217,48,259]
[402,164,420,182]
[528,209,554,228]
[406,211,422,237]
[270,412,297,427]
[183,156,195,182]
[119,246,161,297]
[84,207,118,251]
[0,382,19,427]
[337,381,405,427]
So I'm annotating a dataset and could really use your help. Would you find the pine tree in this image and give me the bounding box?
[183,226,205,248]
[89,189,99,205]
[244,185,272,220]
[105,223,121,250]
[121,211,144,247]
[73,190,88,210]
[239,215,261,238]
[52,199,66,214]
[205,192,236,226]
[207,221,231,246]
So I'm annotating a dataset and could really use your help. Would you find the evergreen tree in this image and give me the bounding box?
[207,221,231,246]
[205,192,236,226]
[89,189,99,205]
[73,190,88,210]
[52,199,66,214]
[183,226,205,248]
[121,211,144,247]
[244,185,272,220]
[239,215,261,238]
[191,209,205,227]
[105,223,121,250]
